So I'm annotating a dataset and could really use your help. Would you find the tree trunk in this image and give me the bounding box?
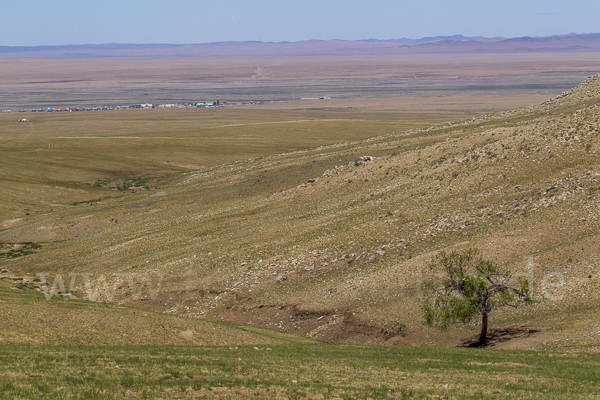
[479,308,488,344]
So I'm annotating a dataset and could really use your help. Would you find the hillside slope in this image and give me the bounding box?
[2,74,600,350]
[0,278,316,346]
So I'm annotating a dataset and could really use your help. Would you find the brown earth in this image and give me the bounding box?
[459,325,544,348]
[93,75,599,350]
[1,53,600,350]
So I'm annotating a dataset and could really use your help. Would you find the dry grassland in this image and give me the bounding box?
[0,278,311,346]
[1,47,600,353]
[0,95,550,220]
[2,46,600,400]
[1,72,599,353]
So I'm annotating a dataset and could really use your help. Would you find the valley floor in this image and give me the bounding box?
[2,344,599,399]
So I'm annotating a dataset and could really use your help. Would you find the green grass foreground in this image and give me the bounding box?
[1,345,599,399]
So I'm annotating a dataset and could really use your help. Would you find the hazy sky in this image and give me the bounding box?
[3,0,599,46]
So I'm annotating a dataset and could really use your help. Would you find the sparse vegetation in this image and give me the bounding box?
[93,177,152,191]
[0,242,42,259]
[72,198,102,206]
[0,277,314,346]
[1,52,600,398]
[2,75,600,349]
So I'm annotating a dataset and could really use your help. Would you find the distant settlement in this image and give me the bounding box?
[1,100,280,114]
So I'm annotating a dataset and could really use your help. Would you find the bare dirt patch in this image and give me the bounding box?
[459,325,544,348]
[217,304,408,345]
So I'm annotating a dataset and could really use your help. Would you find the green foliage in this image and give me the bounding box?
[117,177,151,191]
[72,198,102,206]
[93,177,152,191]
[422,249,536,339]
[0,242,43,259]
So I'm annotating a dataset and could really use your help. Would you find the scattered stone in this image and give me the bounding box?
[304,265,314,271]
[355,156,376,166]
[354,253,366,262]
[275,275,286,283]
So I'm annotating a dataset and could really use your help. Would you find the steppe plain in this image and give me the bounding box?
[1,52,597,108]
[1,39,600,398]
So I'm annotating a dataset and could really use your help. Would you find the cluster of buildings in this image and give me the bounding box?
[1,101,227,114]
[1,99,293,114]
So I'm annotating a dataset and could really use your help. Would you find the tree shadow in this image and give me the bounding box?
[459,325,541,348]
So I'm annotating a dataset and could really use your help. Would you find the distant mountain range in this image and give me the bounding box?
[360,35,487,43]
[1,33,599,59]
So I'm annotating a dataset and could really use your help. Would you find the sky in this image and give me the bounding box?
[2,0,599,46]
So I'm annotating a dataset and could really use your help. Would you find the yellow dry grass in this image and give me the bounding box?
[1,56,599,350]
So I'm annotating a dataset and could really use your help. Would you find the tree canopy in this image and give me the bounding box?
[421,249,536,345]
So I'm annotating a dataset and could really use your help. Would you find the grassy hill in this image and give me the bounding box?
[0,277,316,346]
[1,75,600,350]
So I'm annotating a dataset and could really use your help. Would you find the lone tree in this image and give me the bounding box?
[421,249,536,345]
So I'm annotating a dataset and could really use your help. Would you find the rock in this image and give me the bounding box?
[275,275,286,283]
[321,262,329,267]
[304,265,315,271]
[376,250,386,256]
[355,156,376,165]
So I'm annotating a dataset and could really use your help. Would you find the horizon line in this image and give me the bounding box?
[2,32,599,49]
